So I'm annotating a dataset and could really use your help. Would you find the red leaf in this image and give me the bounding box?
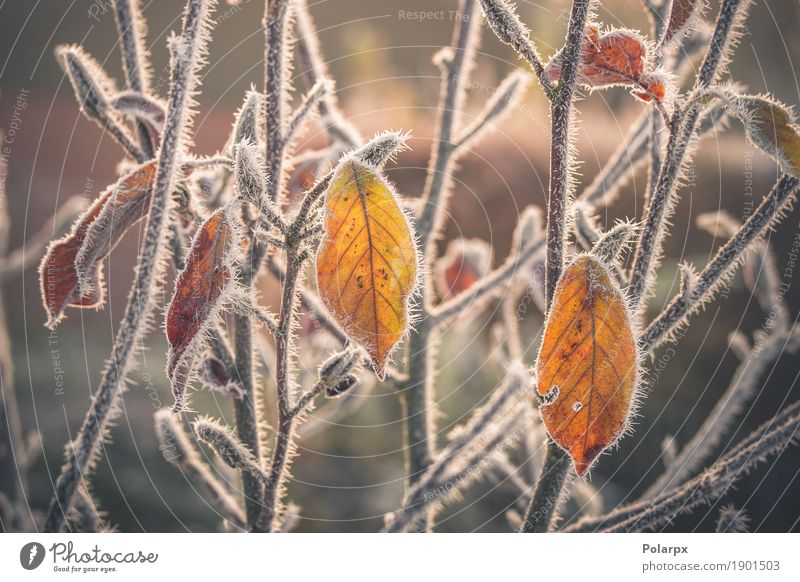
[166,208,236,379]
[38,161,157,328]
[546,25,667,103]
[75,160,157,294]
[39,192,110,328]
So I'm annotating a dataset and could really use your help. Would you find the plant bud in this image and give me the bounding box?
[325,373,359,398]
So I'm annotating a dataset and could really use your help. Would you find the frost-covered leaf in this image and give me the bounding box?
[546,25,667,103]
[536,255,639,476]
[733,96,800,177]
[315,158,419,378]
[76,160,157,294]
[39,161,157,328]
[39,197,108,329]
[661,0,704,47]
[166,207,237,388]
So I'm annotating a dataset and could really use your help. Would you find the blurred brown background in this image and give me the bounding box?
[1,0,800,531]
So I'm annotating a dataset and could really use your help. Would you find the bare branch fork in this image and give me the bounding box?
[567,398,800,532]
[628,0,750,309]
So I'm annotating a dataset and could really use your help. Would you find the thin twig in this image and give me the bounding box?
[629,0,750,308]
[284,79,329,148]
[258,246,303,532]
[642,175,800,352]
[293,0,361,150]
[112,0,154,156]
[155,410,246,530]
[478,0,556,99]
[645,325,797,498]
[388,413,525,533]
[399,0,479,532]
[566,399,800,532]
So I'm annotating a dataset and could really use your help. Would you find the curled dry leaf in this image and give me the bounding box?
[315,158,418,379]
[39,194,109,329]
[39,160,157,329]
[546,25,667,103]
[733,96,800,177]
[166,207,237,399]
[536,255,639,476]
[111,91,166,149]
[435,238,493,300]
[76,160,157,294]
[199,357,244,399]
[661,0,703,47]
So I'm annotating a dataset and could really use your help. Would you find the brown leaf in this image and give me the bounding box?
[198,357,244,399]
[661,0,703,47]
[38,161,157,328]
[75,160,157,294]
[536,255,639,476]
[546,25,667,103]
[315,159,419,378]
[39,194,109,328]
[166,208,236,381]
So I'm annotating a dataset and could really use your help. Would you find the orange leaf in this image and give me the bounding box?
[631,74,667,103]
[661,0,702,47]
[166,207,236,380]
[536,255,639,476]
[38,160,157,328]
[315,159,418,378]
[546,25,667,103]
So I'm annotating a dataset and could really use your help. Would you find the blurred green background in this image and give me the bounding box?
[1,0,800,532]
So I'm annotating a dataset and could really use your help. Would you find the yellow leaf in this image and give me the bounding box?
[315,159,419,378]
[536,255,639,476]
